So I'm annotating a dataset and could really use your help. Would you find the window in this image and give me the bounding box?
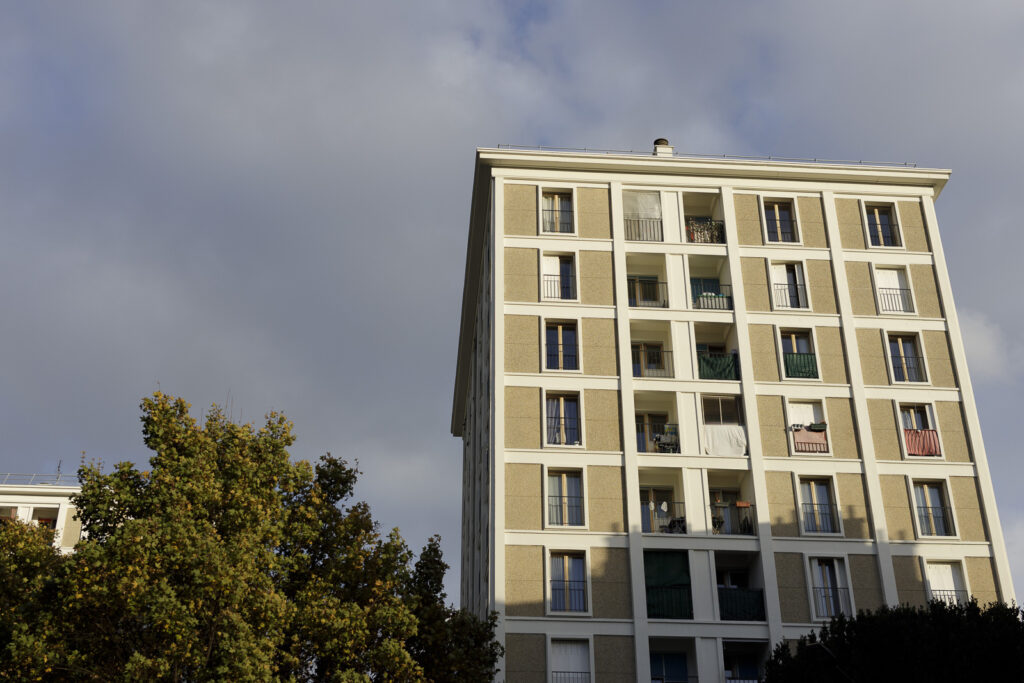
[550,552,587,612]
[640,487,684,533]
[632,342,672,378]
[690,277,733,310]
[627,275,668,308]
[702,396,747,456]
[696,343,740,381]
[901,404,941,456]
[650,651,689,683]
[800,478,839,533]
[710,489,755,536]
[542,254,576,300]
[550,640,590,683]
[702,395,743,425]
[888,334,926,382]
[809,557,850,618]
[926,561,968,604]
[546,394,581,446]
[875,268,914,313]
[764,199,797,242]
[770,263,808,309]
[546,322,579,371]
[644,551,692,619]
[548,470,584,526]
[865,204,901,247]
[914,482,954,536]
[789,401,828,453]
[780,329,818,379]
[636,413,679,453]
[542,190,573,234]
[623,191,663,241]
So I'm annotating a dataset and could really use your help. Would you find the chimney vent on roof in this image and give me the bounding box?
[653,138,673,157]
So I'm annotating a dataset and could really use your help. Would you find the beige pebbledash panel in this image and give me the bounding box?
[749,324,780,381]
[935,402,972,463]
[505,545,545,617]
[584,389,622,452]
[898,201,930,252]
[505,463,542,530]
[837,473,872,539]
[922,330,957,388]
[505,315,540,373]
[892,555,927,607]
[504,633,546,683]
[835,198,866,250]
[577,187,612,239]
[593,636,637,681]
[867,399,901,461]
[61,507,82,548]
[766,471,798,536]
[741,258,771,311]
[590,547,633,619]
[815,326,849,384]
[581,318,618,376]
[825,398,860,459]
[845,261,878,316]
[806,260,838,314]
[909,264,943,318]
[505,184,538,236]
[505,386,541,449]
[587,466,627,532]
[797,196,828,248]
[856,329,889,385]
[879,475,915,541]
[579,251,615,306]
[949,476,987,542]
[505,247,539,302]
[848,554,885,611]
[775,552,811,623]
[757,395,789,458]
[734,193,763,245]
[965,557,1000,603]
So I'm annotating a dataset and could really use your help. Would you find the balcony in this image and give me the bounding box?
[542,208,573,233]
[550,579,587,612]
[801,503,840,533]
[551,674,589,683]
[628,279,669,308]
[548,495,584,526]
[636,422,680,454]
[641,501,687,534]
[772,283,808,309]
[710,503,756,535]
[718,587,766,621]
[917,505,954,536]
[698,352,740,380]
[879,287,914,313]
[687,218,726,244]
[624,216,664,242]
[646,586,693,619]
[891,354,926,382]
[692,283,733,310]
[783,352,818,379]
[812,586,851,618]
[930,589,969,605]
[905,429,940,456]
[793,425,829,453]
[633,348,674,378]
[546,417,582,446]
[542,274,577,300]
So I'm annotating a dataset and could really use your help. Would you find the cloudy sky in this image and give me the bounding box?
[2,1,1022,599]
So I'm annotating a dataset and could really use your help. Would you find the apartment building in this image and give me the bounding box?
[451,140,1014,683]
[0,472,83,552]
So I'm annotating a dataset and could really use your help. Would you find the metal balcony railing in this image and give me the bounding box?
[550,579,587,612]
[930,589,969,605]
[632,348,673,378]
[646,585,693,619]
[542,208,573,233]
[542,274,577,300]
[548,495,584,526]
[878,287,914,313]
[812,586,851,618]
[546,417,582,446]
[793,427,829,453]
[551,673,590,683]
[917,505,954,536]
[546,343,579,371]
[686,218,726,243]
[772,283,808,309]
[784,352,819,379]
[710,503,756,535]
[640,500,686,534]
[802,503,840,533]
[891,354,926,382]
[697,352,740,380]
[905,428,941,456]
[627,280,669,307]
[718,586,766,621]
[636,422,680,453]
[767,220,797,243]
[692,283,733,310]
[0,473,78,486]
[624,216,664,242]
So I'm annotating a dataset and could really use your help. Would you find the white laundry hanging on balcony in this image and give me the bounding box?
[703,424,747,455]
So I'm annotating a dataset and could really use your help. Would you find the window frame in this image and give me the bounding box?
[538,185,578,236]
[895,401,945,460]
[540,250,580,303]
[542,465,588,529]
[546,635,595,683]
[542,317,583,374]
[794,473,844,537]
[631,339,673,380]
[759,194,803,245]
[870,263,917,315]
[768,259,813,311]
[784,398,831,456]
[700,394,745,426]
[909,478,959,540]
[775,326,823,382]
[621,188,666,242]
[920,557,971,604]
[542,390,585,449]
[884,331,929,384]
[859,200,904,250]
[545,547,593,616]
[803,554,855,621]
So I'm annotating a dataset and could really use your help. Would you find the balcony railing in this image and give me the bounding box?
[917,505,954,536]
[905,428,941,456]
[0,472,78,486]
[812,586,851,618]
[793,426,829,453]
[767,220,797,243]
[710,503,756,535]
[636,422,680,453]
[686,218,726,243]
[692,284,733,310]
[878,287,914,313]
[641,500,686,534]
[633,348,673,378]
[546,417,582,446]
[542,274,577,300]
[646,585,693,619]
[698,352,740,380]
[542,208,573,233]
[628,280,669,307]
[772,283,808,309]
[930,589,969,605]
[718,586,766,621]
[784,352,819,379]
[548,495,584,526]
[546,343,579,371]
[891,354,926,382]
[802,503,840,533]
[551,673,590,683]
[550,579,587,612]
[624,216,664,242]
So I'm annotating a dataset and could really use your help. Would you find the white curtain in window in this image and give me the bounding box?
[623,191,662,217]
[550,640,590,673]
[875,268,906,289]
[542,254,560,277]
[926,562,959,592]
[789,402,822,426]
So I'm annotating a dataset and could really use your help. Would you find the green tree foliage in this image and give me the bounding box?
[0,393,500,682]
[764,599,1024,683]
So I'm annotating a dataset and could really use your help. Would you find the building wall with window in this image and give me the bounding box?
[451,143,1015,683]
[0,480,83,553]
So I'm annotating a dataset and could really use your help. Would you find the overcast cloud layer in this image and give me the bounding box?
[1,1,1022,599]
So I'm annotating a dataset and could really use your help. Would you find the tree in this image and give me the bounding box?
[764,599,1024,683]
[0,393,500,682]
